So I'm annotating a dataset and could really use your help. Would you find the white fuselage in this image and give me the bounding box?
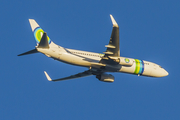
[37,43,168,78]
[20,16,168,82]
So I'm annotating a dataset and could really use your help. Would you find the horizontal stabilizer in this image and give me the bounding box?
[18,49,38,56]
[37,32,49,48]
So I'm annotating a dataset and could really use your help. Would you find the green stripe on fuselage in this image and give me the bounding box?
[134,59,140,74]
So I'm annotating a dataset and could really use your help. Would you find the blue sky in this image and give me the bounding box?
[0,0,180,119]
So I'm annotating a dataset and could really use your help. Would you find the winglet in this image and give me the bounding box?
[110,14,118,27]
[44,71,52,81]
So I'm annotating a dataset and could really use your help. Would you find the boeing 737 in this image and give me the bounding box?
[18,15,168,82]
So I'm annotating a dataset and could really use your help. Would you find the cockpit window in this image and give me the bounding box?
[159,65,162,68]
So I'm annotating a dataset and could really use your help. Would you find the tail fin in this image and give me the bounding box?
[18,19,54,56]
[29,19,51,44]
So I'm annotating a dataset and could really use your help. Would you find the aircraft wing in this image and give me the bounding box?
[100,15,120,65]
[44,70,93,82]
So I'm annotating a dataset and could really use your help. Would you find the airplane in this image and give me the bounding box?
[18,15,168,82]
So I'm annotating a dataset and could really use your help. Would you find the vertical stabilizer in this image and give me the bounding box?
[29,19,51,44]
[29,19,40,32]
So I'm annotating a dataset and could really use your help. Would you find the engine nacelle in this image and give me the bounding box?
[96,73,114,82]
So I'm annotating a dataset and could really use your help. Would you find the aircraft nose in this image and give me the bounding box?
[163,69,169,77]
[151,68,169,77]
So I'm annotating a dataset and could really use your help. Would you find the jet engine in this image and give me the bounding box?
[96,73,114,82]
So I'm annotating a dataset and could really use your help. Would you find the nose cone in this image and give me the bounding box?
[163,69,169,77]
[151,68,169,77]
